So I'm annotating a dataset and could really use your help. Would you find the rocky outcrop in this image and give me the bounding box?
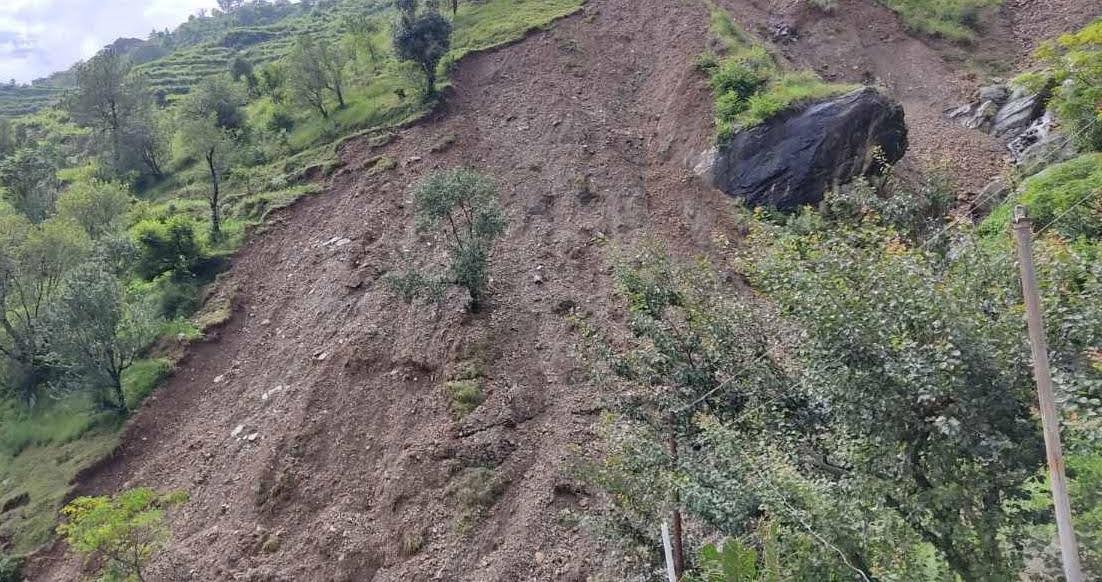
[705,87,908,210]
[947,81,1065,169]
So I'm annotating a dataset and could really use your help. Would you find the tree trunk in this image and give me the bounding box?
[334,81,345,108]
[206,149,221,241]
[424,65,437,100]
[112,374,129,414]
[668,428,685,579]
[452,0,458,16]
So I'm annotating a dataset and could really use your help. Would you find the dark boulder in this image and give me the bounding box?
[709,87,907,210]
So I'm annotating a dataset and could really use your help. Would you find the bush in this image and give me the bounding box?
[131,217,207,281]
[58,488,188,582]
[0,555,22,582]
[704,7,854,140]
[1029,20,1102,151]
[981,153,1102,240]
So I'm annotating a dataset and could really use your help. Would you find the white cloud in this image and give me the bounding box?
[0,0,218,83]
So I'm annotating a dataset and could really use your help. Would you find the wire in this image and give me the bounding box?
[1035,187,1102,236]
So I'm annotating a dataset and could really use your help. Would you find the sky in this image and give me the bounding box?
[0,0,218,84]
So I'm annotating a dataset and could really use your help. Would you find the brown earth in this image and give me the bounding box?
[26,1,1098,580]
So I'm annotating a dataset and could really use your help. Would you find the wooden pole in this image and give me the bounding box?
[1012,205,1083,582]
[661,522,678,582]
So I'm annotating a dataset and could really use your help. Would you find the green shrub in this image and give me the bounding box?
[448,467,508,531]
[981,153,1102,240]
[710,59,768,101]
[703,5,854,140]
[1028,19,1102,151]
[0,555,22,582]
[445,379,484,419]
[58,488,188,582]
[877,0,1000,42]
[131,216,207,281]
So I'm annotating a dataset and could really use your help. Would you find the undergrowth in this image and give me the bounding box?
[701,3,856,141]
[876,0,1001,42]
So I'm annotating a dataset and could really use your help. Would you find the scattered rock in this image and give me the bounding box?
[766,17,797,43]
[709,88,907,210]
[231,424,246,438]
[261,386,285,401]
[213,374,226,384]
[247,433,260,442]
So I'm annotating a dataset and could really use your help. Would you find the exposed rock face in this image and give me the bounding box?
[947,82,1061,167]
[709,88,908,210]
[992,88,1047,138]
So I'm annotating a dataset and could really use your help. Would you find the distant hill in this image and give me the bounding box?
[0,0,379,117]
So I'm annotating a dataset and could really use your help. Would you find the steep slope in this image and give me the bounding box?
[27,0,1095,580]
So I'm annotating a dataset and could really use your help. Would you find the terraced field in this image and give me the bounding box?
[0,84,67,118]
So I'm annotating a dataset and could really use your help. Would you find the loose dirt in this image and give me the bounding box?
[27,1,1096,580]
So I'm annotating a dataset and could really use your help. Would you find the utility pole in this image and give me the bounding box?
[1012,205,1083,582]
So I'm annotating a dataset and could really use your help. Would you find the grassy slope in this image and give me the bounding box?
[0,0,583,560]
[876,0,1001,42]
[704,3,856,141]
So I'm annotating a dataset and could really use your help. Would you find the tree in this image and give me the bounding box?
[58,488,187,582]
[742,201,1047,578]
[230,55,259,96]
[0,212,90,406]
[69,49,146,174]
[583,245,789,579]
[217,0,244,13]
[287,36,349,118]
[48,262,162,413]
[344,12,383,70]
[122,105,171,181]
[287,37,331,118]
[131,217,207,281]
[388,169,506,311]
[0,144,62,223]
[176,76,244,240]
[56,180,131,240]
[392,0,452,100]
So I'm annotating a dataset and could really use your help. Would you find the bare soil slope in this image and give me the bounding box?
[29,1,1097,580]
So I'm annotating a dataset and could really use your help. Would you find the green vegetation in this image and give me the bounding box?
[581,164,1102,579]
[982,153,1102,240]
[877,0,1000,42]
[0,0,579,563]
[58,488,188,581]
[448,466,508,532]
[386,168,507,311]
[700,5,855,141]
[1020,19,1102,152]
[444,360,486,419]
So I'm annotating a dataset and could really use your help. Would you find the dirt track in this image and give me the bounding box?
[28,0,1099,580]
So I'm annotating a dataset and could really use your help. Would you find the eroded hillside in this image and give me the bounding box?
[27,0,1100,580]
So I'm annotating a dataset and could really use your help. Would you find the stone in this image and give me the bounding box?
[710,88,907,210]
[992,92,1046,139]
[231,424,245,438]
[963,100,999,132]
[972,177,1012,218]
[977,83,1010,105]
